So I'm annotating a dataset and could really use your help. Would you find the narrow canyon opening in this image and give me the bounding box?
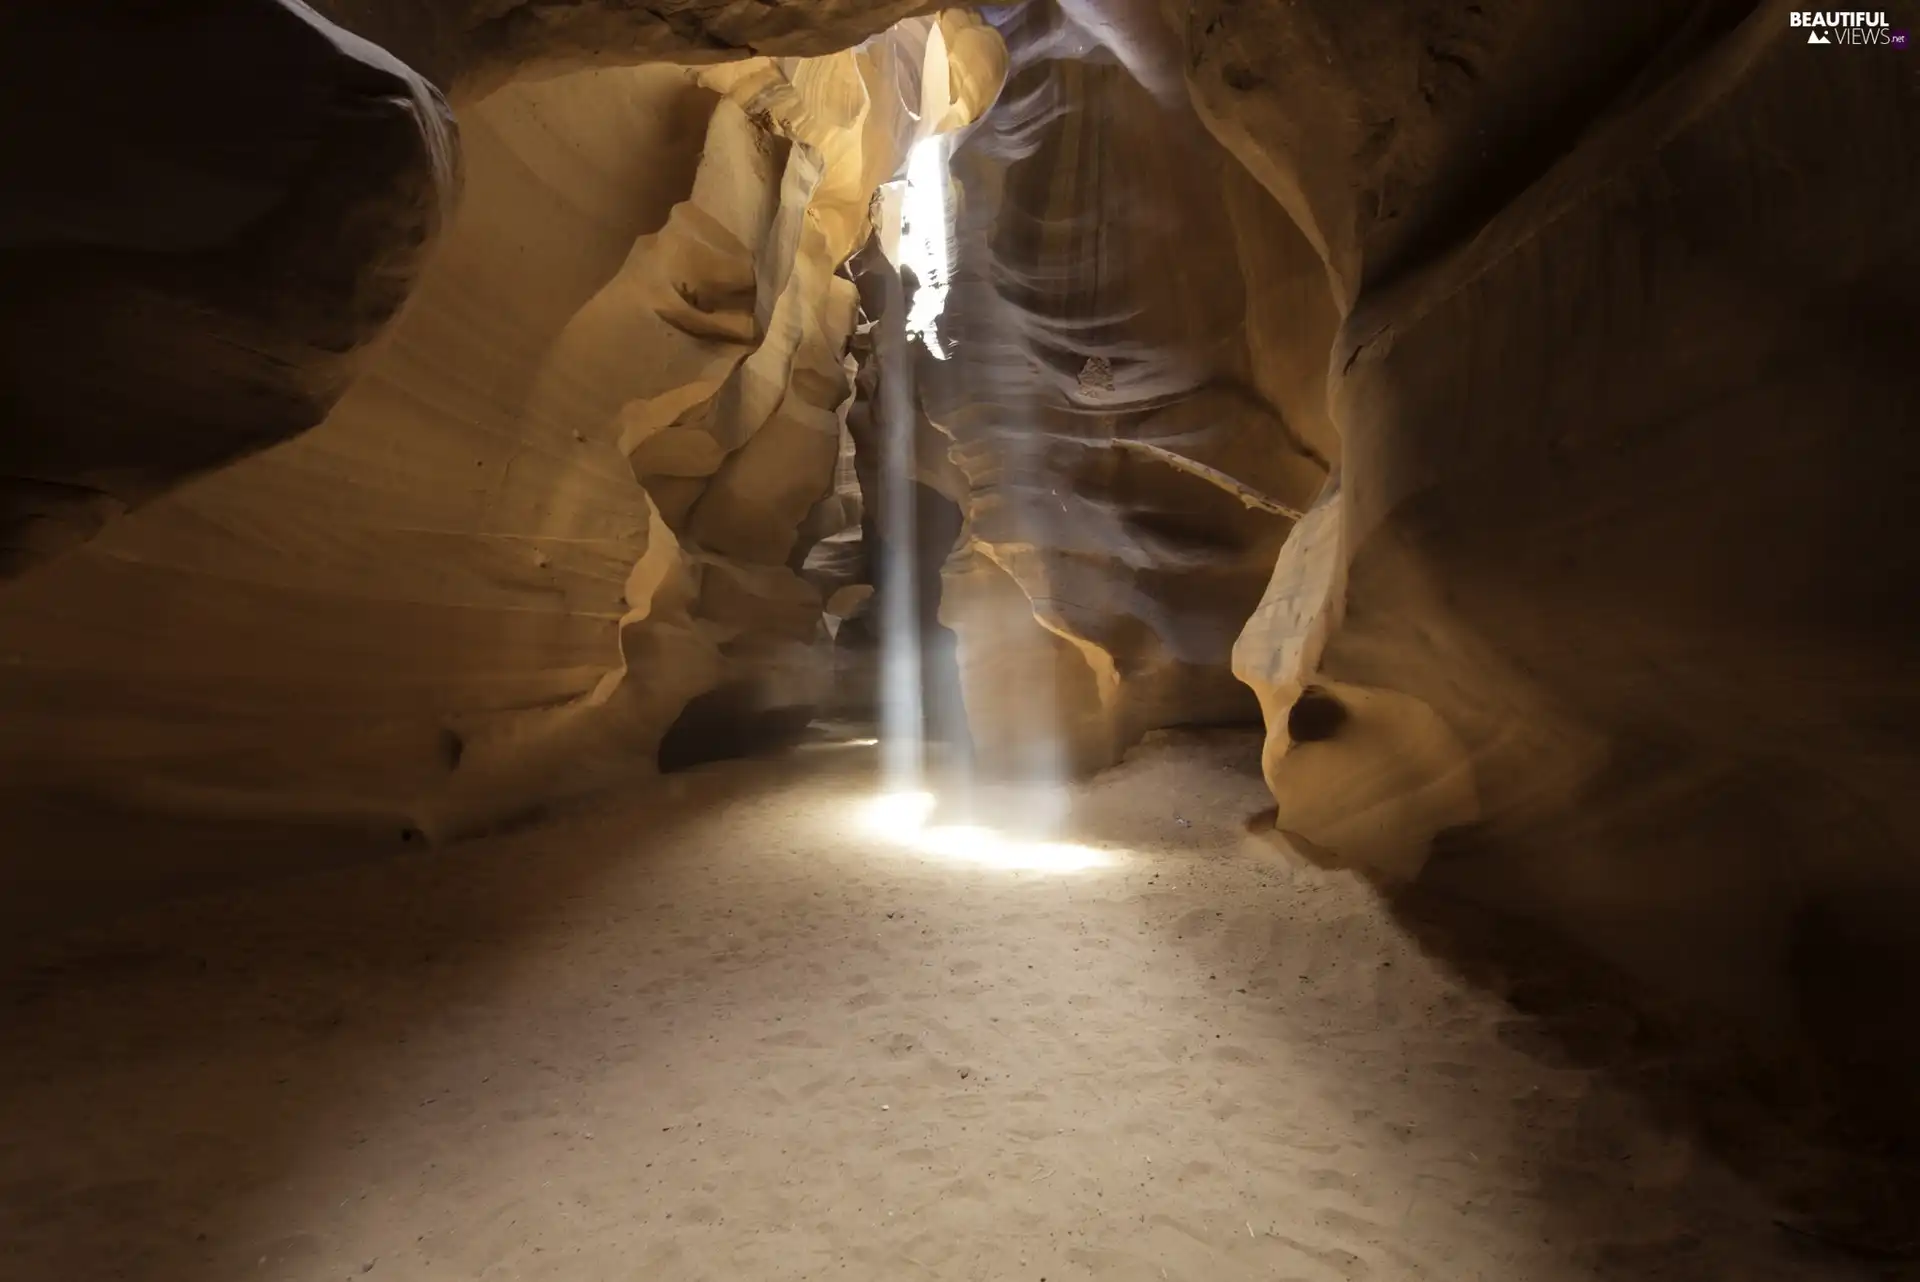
[2,2,1917,1278]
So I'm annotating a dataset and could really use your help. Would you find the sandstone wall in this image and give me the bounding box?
[929,10,1335,778]
[0,1,459,577]
[0,0,966,580]
[309,0,950,99]
[1211,0,1920,1022]
[0,14,1005,865]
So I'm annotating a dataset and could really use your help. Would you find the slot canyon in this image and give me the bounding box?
[1,0,1916,1277]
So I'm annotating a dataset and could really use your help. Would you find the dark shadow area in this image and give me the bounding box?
[1235,773,1920,1271]
[0,1,456,577]
[1392,840,1920,1266]
[656,685,818,774]
[0,791,416,956]
[0,749,859,1281]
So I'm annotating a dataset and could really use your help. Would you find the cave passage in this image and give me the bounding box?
[2,0,1917,1277]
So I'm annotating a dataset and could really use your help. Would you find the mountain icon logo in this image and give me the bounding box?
[1808,28,1831,42]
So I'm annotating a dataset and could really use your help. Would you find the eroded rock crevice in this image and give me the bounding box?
[926,2,1335,778]
[0,8,1008,848]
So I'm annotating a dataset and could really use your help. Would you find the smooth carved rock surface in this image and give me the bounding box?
[0,0,964,583]
[1232,477,1481,883]
[1185,0,1737,307]
[0,16,1005,850]
[0,0,460,578]
[1218,2,1920,1017]
[644,12,1004,772]
[311,0,949,99]
[930,17,1332,778]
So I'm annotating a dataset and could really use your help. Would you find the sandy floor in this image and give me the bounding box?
[0,732,1861,1281]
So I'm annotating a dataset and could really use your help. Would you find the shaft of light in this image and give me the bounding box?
[876,134,954,792]
[877,300,922,793]
[901,134,953,359]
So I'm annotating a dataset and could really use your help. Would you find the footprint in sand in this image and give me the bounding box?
[1268,1231,1374,1280]
[679,1200,723,1224]
[1302,1167,1380,1210]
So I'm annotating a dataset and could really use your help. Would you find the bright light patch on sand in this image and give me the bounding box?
[913,825,1114,873]
[864,789,938,832]
[860,791,1115,874]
